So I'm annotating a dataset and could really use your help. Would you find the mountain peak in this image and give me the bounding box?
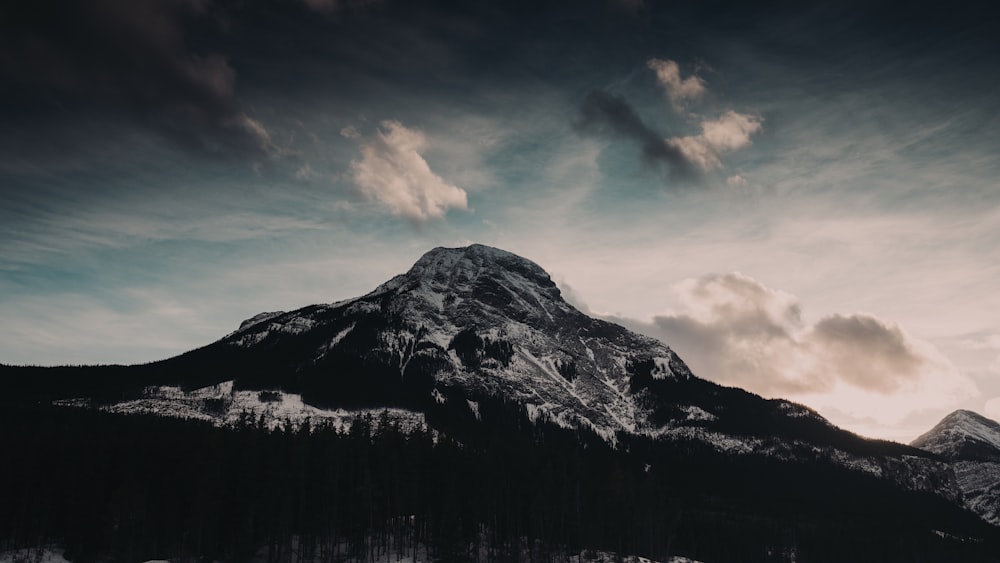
[370,244,568,329]
[911,409,1000,462]
[405,244,557,292]
[223,243,694,437]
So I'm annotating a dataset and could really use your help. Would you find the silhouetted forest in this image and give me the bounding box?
[3,395,1000,563]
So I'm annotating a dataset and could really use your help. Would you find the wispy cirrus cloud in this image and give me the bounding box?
[348,120,469,223]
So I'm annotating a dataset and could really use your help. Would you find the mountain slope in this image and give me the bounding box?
[912,409,1000,463]
[912,409,1000,525]
[132,245,921,456]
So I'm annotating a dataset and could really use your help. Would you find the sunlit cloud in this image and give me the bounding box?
[667,111,763,170]
[612,272,977,435]
[726,174,748,188]
[349,120,469,222]
[647,58,706,110]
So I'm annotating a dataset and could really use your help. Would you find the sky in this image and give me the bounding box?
[2,0,999,441]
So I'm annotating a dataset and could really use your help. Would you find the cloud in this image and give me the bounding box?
[349,120,469,222]
[340,126,361,139]
[0,0,272,156]
[647,58,706,109]
[574,89,694,178]
[985,397,1000,422]
[617,272,976,427]
[808,314,922,393]
[667,111,762,170]
[574,63,761,179]
[726,174,748,188]
[960,334,1000,350]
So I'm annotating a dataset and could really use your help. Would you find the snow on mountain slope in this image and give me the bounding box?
[222,244,693,439]
[912,410,1000,525]
[912,410,1000,463]
[953,461,1000,526]
[57,380,426,433]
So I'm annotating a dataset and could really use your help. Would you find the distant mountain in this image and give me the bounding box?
[5,244,1000,562]
[912,409,1000,526]
[912,409,1000,463]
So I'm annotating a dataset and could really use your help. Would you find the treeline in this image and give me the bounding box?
[2,398,1000,563]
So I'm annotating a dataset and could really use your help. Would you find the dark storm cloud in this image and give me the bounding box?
[0,0,271,156]
[574,90,695,178]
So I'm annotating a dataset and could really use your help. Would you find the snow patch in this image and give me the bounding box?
[432,388,447,404]
[0,547,71,563]
[328,322,356,347]
[652,356,673,379]
[681,405,717,422]
[66,381,426,434]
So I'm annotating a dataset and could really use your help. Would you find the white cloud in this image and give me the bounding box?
[349,120,469,222]
[618,272,977,432]
[667,110,762,170]
[726,175,748,188]
[961,334,1000,350]
[340,125,360,139]
[647,58,706,109]
[237,114,271,146]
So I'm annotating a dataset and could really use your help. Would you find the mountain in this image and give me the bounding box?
[87,244,938,459]
[912,409,1000,526]
[219,243,695,439]
[5,244,1000,562]
[912,409,1000,463]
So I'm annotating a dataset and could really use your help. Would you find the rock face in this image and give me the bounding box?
[912,409,1000,525]
[223,244,695,439]
[912,410,1000,463]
